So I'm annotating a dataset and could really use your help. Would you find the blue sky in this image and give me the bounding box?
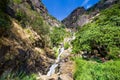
[42,0,100,21]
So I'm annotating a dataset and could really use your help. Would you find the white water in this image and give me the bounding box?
[47,47,64,76]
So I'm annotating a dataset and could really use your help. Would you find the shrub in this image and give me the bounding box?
[14,7,50,47]
[72,4,120,60]
[13,0,22,4]
[0,11,11,29]
[0,0,9,12]
[50,27,66,46]
[64,42,70,50]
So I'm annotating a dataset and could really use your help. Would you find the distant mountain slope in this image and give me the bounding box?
[62,0,119,28]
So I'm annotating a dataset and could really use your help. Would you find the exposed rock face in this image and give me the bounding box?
[7,0,61,27]
[28,0,61,27]
[62,0,118,28]
[62,7,86,28]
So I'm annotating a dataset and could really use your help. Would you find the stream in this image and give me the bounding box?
[47,45,64,76]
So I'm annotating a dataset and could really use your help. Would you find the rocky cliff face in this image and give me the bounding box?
[7,0,61,27]
[62,7,86,28]
[62,0,119,28]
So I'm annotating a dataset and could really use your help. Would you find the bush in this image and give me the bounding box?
[0,0,11,30]
[15,8,50,36]
[0,11,11,29]
[72,4,120,60]
[50,27,66,46]
[14,6,50,47]
[0,0,9,12]
[74,59,120,80]
[64,42,70,50]
[15,9,26,21]
[13,0,22,4]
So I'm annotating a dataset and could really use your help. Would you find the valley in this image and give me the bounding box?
[0,0,120,80]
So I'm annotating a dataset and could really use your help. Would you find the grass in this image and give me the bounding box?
[0,71,37,80]
[74,58,120,80]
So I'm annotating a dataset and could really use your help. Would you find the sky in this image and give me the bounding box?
[42,0,100,21]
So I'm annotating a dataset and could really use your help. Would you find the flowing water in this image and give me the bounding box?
[47,46,64,76]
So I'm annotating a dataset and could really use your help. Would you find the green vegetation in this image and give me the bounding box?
[0,11,11,29]
[50,27,67,46]
[64,42,70,50]
[15,8,50,35]
[0,0,9,12]
[73,4,120,80]
[14,4,51,47]
[72,4,120,60]
[74,58,120,80]
[13,0,22,4]
[0,0,11,29]
[0,1,11,36]
[31,12,50,36]
[53,47,59,58]
[0,71,36,80]
[15,9,27,23]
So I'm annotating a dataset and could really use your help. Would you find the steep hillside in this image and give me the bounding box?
[0,0,62,76]
[72,3,120,60]
[7,0,61,27]
[72,3,120,80]
[62,0,119,28]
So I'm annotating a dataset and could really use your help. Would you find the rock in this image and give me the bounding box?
[60,74,73,80]
[62,7,86,28]
[49,78,56,80]
[59,61,75,80]
[62,0,118,28]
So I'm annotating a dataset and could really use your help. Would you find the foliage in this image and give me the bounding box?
[31,13,50,36]
[64,42,70,50]
[14,6,51,47]
[74,58,120,80]
[0,71,36,80]
[0,11,11,29]
[0,0,9,12]
[0,0,11,30]
[53,47,59,58]
[13,0,22,4]
[72,4,120,59]
[50,27,66,46]
[15,7,50,35]
[15,9,28,26]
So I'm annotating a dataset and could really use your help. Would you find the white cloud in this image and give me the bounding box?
[81,0,90,6]
[86,4,92,9]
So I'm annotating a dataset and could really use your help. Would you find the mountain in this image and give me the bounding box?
[0,0,62,75]
[62,0,119,28]
[7,0,61,27]
[72,2,120,79]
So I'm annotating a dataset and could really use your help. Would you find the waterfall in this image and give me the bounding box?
[47,46,64,76]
